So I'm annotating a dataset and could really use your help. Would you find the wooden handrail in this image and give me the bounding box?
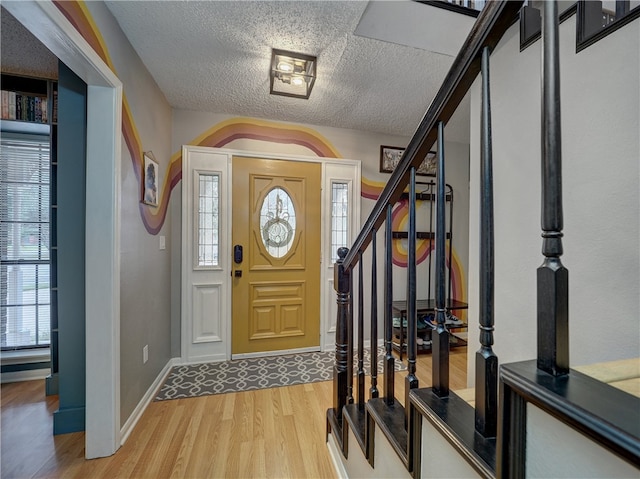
[341,0,523,272]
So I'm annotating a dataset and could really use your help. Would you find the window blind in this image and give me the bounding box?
[0,134,51,349]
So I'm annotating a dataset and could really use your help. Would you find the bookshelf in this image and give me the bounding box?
[1,73,57,126]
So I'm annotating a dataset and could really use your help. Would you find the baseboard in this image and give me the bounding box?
[53,406,85,434]
[1,368,50,383]
[45,372,59,396]
[175,353,228,366]
[120,357,178,445]
[327,431,349,479]
[323,338,381,353]
[232,346,320,360]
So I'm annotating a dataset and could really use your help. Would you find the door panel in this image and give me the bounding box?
[232,156,321,355]
[182,147,230,363]
[192,283,223,343]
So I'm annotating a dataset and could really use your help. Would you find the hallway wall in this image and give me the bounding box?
[467,15,640,378]
[81,2,173,426]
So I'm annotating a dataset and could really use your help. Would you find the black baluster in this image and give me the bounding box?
[347,261,354,405]
[370,230,379,399]
[433,121,450,397]
[405,167,419,419]
[447,185,454,305]
[357,252,365,409]
[476,45,498,437]
[384,204,395,405]
[333,247,351,426]
[538,0,569,377]
[427,182,434,302]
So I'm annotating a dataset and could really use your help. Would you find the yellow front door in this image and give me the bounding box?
[231,156,321,355]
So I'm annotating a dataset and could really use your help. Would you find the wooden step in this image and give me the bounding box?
[343,403,367,458]
[366,397,409,469]
[410,388,497,477]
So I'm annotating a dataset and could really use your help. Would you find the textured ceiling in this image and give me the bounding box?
[1,7,58,80]
[1,1,474,143]
[104,0,474,141]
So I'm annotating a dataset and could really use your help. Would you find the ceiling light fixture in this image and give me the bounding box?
[270,49,316,99]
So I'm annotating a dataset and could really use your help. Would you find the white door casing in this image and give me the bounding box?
[181,146,360,361]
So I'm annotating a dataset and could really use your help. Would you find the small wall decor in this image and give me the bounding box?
[142,151,159,207]
[380,145,437,176]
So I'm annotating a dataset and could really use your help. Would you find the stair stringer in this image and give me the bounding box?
[327,421,413,479]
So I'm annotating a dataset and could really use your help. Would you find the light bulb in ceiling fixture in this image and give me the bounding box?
[277,60,293,72]
[291,76,304,86]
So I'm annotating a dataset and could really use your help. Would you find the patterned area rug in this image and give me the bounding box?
[155,348,407,401]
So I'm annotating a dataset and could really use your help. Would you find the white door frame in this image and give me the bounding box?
[4,1,123,459]
[181,146,360,361]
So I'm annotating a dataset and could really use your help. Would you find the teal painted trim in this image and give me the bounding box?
[56,62,87,422]
[53,406,85,435]
[1,362,51,373]
[46,373,59,396]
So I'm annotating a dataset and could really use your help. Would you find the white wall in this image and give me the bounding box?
[330,426,412,479]
[467,15,640,381]
[84,2,174,426]
[526,404,638,478]
[421,419,480,478]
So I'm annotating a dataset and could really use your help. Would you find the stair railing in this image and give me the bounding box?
[327,0,525,460]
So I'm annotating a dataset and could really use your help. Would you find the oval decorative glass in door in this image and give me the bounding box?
[259,187,296,258]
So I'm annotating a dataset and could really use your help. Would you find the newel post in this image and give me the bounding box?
[333,247,351,424]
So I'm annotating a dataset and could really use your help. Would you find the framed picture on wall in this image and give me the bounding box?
[142,151,159,207]
[379,145,437,176]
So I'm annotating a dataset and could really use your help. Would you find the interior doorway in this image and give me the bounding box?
[4,1,123,458]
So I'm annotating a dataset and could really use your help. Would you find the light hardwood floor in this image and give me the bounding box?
[1,349,467,479]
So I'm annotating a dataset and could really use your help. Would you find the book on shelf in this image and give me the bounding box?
[1,90,7,119]
[8,91,16,119]
[29,96,35,122]
[52,88,57,124]
[16,94,22,120]
[41,97,47,123]
[0,89,49,123]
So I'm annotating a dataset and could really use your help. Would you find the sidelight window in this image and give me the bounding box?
[197,172,220,267]
[330,181,349,263]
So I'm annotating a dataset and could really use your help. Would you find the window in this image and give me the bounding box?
[331,182,349,263]
[0,134,51,349]
[197,172,220,267]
